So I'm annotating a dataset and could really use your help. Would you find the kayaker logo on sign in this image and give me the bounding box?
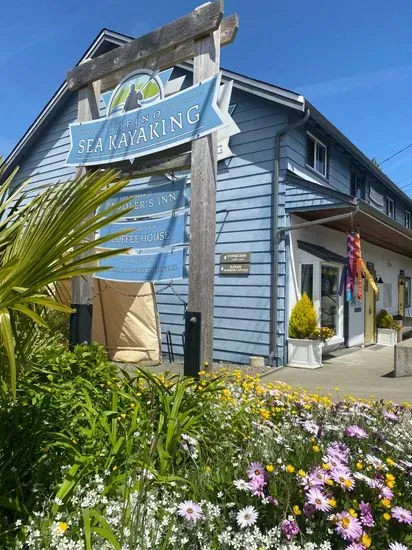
[66,67,238,166]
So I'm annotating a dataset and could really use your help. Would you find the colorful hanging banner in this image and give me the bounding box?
[99,212,188,250]
[95,248,187,283]
[99,179,188,219]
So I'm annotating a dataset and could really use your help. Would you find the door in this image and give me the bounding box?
[364,265,376,344]
[320,264,341,336]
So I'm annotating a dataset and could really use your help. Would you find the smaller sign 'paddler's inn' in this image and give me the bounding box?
[3,27,412,368]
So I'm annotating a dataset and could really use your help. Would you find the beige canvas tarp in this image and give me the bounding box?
[57,280,162,364]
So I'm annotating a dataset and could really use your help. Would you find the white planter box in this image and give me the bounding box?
[287,338,323,369]
[376,328,398,346]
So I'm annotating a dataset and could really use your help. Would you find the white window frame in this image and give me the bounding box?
[405,210,411,229]
[306,132,328,178]
[386,197,394,219]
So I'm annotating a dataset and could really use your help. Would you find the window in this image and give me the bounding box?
[405,210,411,229]
[383,283,392,308]
[301,264,314,301]
[386,197,394,219]
[351,172,365,200]
[405,277,411,308]
[307,133,327,177]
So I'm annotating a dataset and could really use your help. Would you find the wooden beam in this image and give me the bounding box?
[188,30,220,370]
[67,1,224,91]
[89,144,192,178]
[100,15,238,92]
[70,82,100,345]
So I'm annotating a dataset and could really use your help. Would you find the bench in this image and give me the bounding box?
[395,338,412,377]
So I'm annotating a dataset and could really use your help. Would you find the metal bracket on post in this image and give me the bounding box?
[184,311,201,377]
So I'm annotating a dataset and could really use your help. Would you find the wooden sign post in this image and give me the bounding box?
[67,1,238,369]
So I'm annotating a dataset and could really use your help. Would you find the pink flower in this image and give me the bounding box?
[335,511,363,541]
[345,425,368,439]
[359,501,375,528]
[247,461,265,479]
[280,519,299,541]
[306,488,332,512]
[177,500,203,522]
[247,475,266,498]
[379,485,394,500]
[392,506,412,525]
[383,410,398,421]
[346,543,365,550]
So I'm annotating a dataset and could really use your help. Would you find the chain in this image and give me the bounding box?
[93,280,188,309]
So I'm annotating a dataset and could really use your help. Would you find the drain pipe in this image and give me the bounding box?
[269,108,311,367]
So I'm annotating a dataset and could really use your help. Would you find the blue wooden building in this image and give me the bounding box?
[3,29,412,366]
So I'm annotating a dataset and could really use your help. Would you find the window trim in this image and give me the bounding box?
[405,276,411,308]
[306,132,328,178]
[386,197,395,219]
[405,210,411,229]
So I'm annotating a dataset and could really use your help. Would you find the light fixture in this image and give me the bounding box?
[377,276,384,284]
[399,280,405,286]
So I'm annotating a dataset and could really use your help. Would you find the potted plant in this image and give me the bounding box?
[287,293,335,369]
[376,310,401,346]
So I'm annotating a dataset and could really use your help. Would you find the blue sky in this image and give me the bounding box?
[2,0,412,192]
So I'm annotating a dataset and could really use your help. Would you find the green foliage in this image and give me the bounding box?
[377,309,400,330]
[289,293,318,339]
[0,160,132,398]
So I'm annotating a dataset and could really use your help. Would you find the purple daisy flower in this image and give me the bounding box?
[280,519,300,541]
[346,543,365,550]
[331,468,355,491]
[247,461,265,479]
[392,506,412,525]
[306,488,332,512]
[384,410,399,421]
[303,502,316,517]
[345,425,368,439]
[335,511,363,541]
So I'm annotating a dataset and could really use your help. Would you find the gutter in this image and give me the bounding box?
[268,108,310,367]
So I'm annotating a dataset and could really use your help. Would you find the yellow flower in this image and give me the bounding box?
[356,462,363,470]
[286,464,295,474]
[383,512,391,521]
[385,473,395,482]
[293,505,302,515]
[386,458,395,466]
[322,463,331,471]
[57,522,69,533]
[348,508,358,518]
[361,533,371,548]
[381,498,391,508]
[112,465,118,471]
[312,445,320,453]
[344,479,353,489]
[266,464,274,472]
[328,498,337,507]
[298,469,306,477]
[386,480,395,489]
[334,386,340,391]
[326,478,334,486]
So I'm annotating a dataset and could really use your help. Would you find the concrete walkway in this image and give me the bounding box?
[263,345,412,403]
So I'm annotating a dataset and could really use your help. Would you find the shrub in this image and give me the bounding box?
[377,309,401,331]
[289,293,318,339]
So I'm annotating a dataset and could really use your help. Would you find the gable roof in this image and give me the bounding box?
[2,27,411,210]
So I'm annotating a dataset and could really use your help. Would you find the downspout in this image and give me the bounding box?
[269,108,311,366]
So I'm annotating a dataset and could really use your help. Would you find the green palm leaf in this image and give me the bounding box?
[0,160,133,397]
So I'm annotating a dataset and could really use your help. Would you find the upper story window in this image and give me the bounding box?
[405,210,411,229]
[351,172,365,200]
[307,132,328,178]
[386,197,395,219]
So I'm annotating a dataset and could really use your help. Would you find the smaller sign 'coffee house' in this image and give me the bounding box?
[4,1,412,369]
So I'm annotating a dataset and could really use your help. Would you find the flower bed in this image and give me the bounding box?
[1,345,411,549]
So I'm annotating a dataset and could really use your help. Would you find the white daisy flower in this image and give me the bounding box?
[236,505,258,528]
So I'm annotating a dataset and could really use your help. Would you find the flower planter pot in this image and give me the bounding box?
[376,328,398,347]
[287,338,323,369]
